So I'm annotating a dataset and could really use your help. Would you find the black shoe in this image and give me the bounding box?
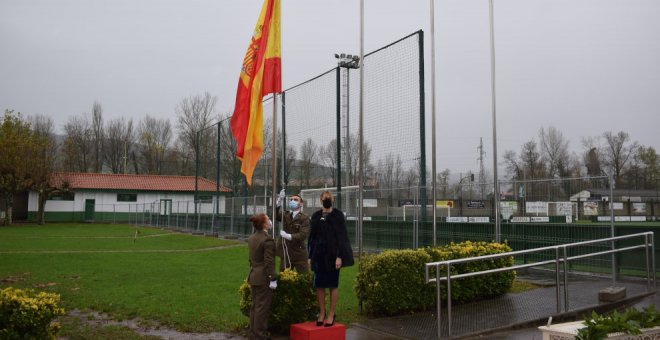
[316,319,324,327]
[324,314,335,327]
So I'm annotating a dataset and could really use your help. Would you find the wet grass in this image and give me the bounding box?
[0,223,361,337]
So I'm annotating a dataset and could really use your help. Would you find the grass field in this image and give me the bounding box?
[0,223,361,338]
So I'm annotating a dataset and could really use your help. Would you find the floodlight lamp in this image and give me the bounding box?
[334,53,339,59]
[352,55,360,61]
[340,53,346,58]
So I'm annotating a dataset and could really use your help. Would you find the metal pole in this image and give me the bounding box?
[610,173,616,285]
[336,66,342,209]
[216,122,221,216]
[429,0,438,247]
[447,265,452,337]
[271,95,278,239]
[436,265,442,339]
[417,29,428,231]
[488,0,501,243]
[195,130,200,215]
[358,0,365,311]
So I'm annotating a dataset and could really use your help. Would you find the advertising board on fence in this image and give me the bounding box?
[556,202,573,216]
[436,200,454,208]
[612,202,624,210]
[511,216,530,223]
[447,217,468,223]
[469,217,490,223]
[632,203,647,214]
[526,201,548,215]
[583,201,598,215]
[530,216,550,223]
[466,200,486,209]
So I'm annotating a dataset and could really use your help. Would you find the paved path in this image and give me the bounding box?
[348,270,657,339]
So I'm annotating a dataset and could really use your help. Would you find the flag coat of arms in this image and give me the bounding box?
[231,0,281,186]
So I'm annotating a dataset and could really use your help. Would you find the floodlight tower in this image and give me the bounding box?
[334,53,360,188]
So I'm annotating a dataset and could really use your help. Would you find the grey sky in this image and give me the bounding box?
[1,0,658,177]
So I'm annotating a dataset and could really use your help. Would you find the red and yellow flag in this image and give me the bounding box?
[231,0,281,186]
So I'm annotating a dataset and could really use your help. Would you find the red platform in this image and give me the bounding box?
[290,321,346,340]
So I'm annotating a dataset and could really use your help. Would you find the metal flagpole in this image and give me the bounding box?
[429,0,438,248]
[488,0,501,243]
[358,0,365,283]
[271,95,278,239]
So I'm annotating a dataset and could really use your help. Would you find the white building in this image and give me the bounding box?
[28,172,231,222]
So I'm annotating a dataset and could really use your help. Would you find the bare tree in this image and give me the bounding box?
[539,126,570,178]
[62,114,93,172]
[581,136,603,177]
[175,92,218,176]
[602,131,639,187]
[104,117,134,174]
[319,139,338,186]
[91,101,104,172]
[137,115,172,174]
[437,169,451,198]
[299,138,318,188]
[628,146,659,190]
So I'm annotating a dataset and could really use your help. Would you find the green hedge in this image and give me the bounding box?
[0,287,65,340]
[239,269,317,332]
[356,241,515,316]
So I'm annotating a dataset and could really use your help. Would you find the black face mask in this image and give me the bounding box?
[322,198,332,209]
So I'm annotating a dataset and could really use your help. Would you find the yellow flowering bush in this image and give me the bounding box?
[0,287,65,339]
[356,241,515,316]
[239,269,317,332]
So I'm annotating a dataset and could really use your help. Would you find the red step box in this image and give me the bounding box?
[290,321,346,340]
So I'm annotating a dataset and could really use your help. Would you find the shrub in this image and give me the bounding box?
[239,269,317,332]
[0,287,65,340]
[577,306,660,340]
[355,241,515,316]
[356,249,435,315]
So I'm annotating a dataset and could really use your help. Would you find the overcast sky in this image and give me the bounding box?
[1,0,658,177]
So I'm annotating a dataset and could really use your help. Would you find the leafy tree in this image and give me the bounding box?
[0,110,48,225]
[27,114,60,225]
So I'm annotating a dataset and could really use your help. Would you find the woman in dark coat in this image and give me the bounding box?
[307,191,354,327]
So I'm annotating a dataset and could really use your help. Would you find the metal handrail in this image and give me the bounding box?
[425,232,656,339]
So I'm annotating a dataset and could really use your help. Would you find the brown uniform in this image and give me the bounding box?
[275,207,310,272]
[247,230,275,340]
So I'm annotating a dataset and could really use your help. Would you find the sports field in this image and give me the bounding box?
[0,223,361,338]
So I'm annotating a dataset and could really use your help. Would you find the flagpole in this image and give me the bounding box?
[357,0,365,307]
[271,95,278,239]
[488,0,501,243]
[429,0,437,247]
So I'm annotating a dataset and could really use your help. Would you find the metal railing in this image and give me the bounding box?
[424,232,657,338]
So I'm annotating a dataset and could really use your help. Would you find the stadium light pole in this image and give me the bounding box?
[335,53,360,212]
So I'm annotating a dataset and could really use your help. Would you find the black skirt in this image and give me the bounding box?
[312,254,340,288]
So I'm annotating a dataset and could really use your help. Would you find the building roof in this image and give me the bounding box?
[50,172,232,193]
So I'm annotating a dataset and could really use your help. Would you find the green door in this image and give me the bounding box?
[84,199,95,221]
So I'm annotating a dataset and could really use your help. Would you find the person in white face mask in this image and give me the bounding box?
[275,189,310,273]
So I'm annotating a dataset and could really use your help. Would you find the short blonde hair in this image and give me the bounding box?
[320,191,333,201]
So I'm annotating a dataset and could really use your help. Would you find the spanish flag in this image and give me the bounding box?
[231,0,281,186]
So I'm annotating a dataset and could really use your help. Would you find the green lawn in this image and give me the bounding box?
[0,223,361,337]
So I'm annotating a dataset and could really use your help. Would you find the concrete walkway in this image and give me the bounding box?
[344,269,657,339]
